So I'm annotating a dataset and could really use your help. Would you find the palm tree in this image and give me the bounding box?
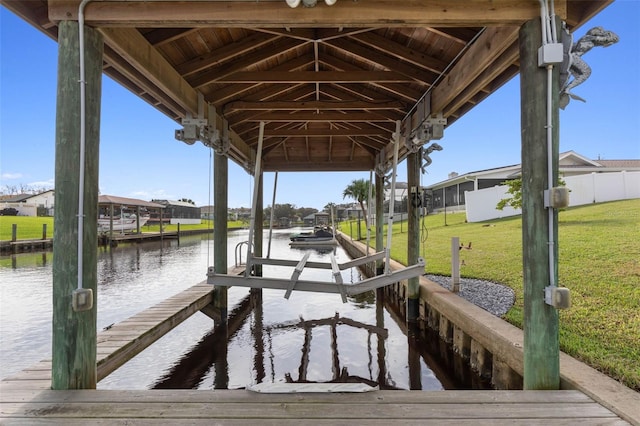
[342,179,373,224]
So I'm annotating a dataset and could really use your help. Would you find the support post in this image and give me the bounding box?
[52,20,103,390]
[406,148,421,322]
[451,236,460,293]
[375,172,384,275]
[254,172,263,277]
[519,17,560,390]
[214,148,228,324]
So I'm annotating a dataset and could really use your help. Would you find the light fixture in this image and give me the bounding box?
[286,0,336,7]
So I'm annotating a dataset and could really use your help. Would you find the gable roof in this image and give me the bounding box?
[99,195,165,209]
[426,151,640,189]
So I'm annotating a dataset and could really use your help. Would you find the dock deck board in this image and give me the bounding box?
[0,388,629,424]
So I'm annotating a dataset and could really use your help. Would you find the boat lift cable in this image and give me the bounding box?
[207,145,213,269]
[245,121,265,277]
[267,171,279,259]
[385,121,401,275]
[420,168,429,256]
[366,169,373,256]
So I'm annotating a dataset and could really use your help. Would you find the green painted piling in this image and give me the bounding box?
[519,17,560,390]
[51,21,103,390]
[214,151,228,322]
[407,149,421,322]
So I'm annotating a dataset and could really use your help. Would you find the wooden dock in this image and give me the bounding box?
[0,388,629,424]
[0,280,632,425]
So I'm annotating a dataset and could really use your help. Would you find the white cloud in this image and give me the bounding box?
[27,179,54,189]
[1,172,23,180]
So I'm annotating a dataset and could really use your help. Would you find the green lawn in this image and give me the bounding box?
[339,199,640,391]
[0,217,246,240]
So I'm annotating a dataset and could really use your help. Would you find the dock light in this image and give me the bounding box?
[286,0,337,7]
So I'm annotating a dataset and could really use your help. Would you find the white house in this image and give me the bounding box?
[425,151,640,214]
[0,190,55,216]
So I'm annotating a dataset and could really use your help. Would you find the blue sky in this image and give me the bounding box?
[1,2,638,210]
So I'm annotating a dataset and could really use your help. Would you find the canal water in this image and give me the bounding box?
[0,228,483,390]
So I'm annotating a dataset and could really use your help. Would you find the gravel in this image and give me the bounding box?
[424,274,515,317]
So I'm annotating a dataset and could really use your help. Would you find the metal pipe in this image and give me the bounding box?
[76,0,92,291]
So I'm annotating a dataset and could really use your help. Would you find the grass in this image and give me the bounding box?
[0,217,247,240]
[0,216,54,240]
[339,199,640,391]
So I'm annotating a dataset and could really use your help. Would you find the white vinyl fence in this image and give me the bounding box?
[465,171,640,223]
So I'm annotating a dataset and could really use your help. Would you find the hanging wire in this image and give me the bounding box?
[207,146,213,269]
[420,172,429,257]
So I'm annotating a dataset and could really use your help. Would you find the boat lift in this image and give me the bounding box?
[207,120,426,302]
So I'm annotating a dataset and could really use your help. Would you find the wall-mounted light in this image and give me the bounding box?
[286,0,336,8]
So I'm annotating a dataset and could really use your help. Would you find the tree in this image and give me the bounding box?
[343,179,373,224]
[297,206,318,220]
[496,177,566,211]
[323,202,336,213]
[179,198,195,205]
[496,179,523,211]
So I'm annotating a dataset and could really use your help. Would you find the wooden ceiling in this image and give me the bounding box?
[4,0,612,173]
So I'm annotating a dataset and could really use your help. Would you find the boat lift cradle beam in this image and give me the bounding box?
[207,258,425,299]
[251,250,386,271]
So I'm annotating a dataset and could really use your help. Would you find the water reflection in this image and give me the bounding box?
[152,289,405,390]
[1,228,490,391]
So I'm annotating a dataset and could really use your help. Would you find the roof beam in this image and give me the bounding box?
[264,126,390,137]
[324,38,437,84]
[247,112,394,122]
[215,71,415,84]
[224,100,405,111]
[187,38,308,88]
[349,32,448,74]
[430,25,520,116]
[49,1,567,27]
[176,33,282,77]
[262,159,375,172]
[98,27,252,162]
[99,27,199,115]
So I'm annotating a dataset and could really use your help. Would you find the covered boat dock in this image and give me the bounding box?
[2,0,636,424]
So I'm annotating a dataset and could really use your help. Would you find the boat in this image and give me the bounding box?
[98,213,149,233]
[289,226,337,246]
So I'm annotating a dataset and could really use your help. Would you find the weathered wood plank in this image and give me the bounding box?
[0,401,619,419]
[0,389,597,404]
[0,419,629,426]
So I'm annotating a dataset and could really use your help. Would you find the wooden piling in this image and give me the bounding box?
[214,150,228,323]
[406,149,421,322]
[519,17,561,390]
[51,20,103,390]
[254,172,263,277]
[375,173,384,274]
